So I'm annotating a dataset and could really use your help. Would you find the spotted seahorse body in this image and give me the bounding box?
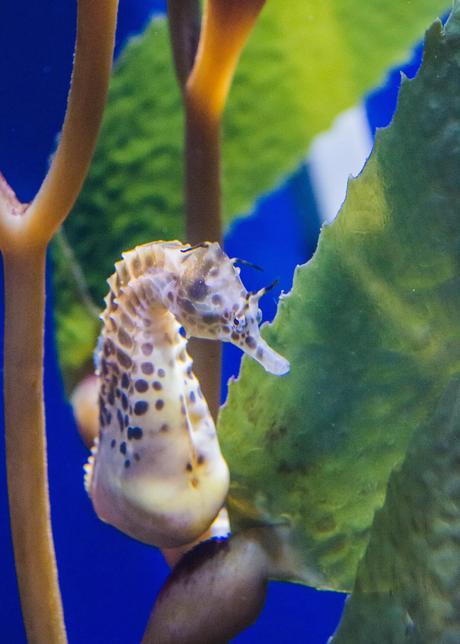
[85,241,289,548]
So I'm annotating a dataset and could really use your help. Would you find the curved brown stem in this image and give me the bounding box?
[3,247,66,642]
[184,0,266,241]
[0,1,118,640]
[20,0,119,249]
[167,0,266,420]
[186,0,266,121]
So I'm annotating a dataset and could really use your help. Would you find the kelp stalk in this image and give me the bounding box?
[3,247,63,642]
[167,0,201,91]
[0,1,118,640]
[168,0,265,418]
[185,0,265,242]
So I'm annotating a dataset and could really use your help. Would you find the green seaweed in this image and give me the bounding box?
[218,5,460,592]
[223,0,448,220]
[332,377,460,642]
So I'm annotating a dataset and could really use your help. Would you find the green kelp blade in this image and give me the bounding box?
[223,0,449,222]
[218,5,460,592]
[62,19,185,306]
[332,377,460,642]
[53,1,448,384]
[52,18,184,385]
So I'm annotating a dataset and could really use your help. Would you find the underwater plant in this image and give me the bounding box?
[1,0,459,642]
[0,2,118,640]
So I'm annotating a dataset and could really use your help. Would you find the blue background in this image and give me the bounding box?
[0,1,423,641]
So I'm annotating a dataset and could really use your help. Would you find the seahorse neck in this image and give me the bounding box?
[115,270,187,362]
[118,270,205,462]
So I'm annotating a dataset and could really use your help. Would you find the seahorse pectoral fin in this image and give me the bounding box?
[242,335,290,376]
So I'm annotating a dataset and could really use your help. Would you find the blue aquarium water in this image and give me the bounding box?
[0,1,424,642]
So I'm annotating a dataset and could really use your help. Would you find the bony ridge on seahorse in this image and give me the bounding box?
[84,240,290,549]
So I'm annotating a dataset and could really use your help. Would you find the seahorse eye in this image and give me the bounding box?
[233,315,247,330]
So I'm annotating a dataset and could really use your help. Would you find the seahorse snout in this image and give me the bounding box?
[240,334,290,376]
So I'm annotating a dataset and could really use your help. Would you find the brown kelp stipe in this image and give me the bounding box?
[167,0,201,91]
[168,0,266,420]
[0,2,118,640]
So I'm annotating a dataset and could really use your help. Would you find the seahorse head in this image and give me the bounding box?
[174,242,290,376]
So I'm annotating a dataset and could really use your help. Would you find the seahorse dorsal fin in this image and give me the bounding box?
[83,437,98,493]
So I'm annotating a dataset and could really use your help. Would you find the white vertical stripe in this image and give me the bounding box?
[309,104,373,222]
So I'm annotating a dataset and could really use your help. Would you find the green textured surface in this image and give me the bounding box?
[332,377,460,643]
[223,0,448,220]
[218,6,460,592]
[51,234,100,388]
[53,18,183,380]
[55,18,184,307]
[53,1,448,381]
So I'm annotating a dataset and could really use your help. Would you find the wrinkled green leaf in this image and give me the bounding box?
[218,6,460,592]
[51,232,100,388]
[54,19,184,309]
[53,0,447,383]
[332,377,460,643]
[223,0,448,220]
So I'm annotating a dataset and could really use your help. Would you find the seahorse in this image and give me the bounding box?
[84,241,289,549]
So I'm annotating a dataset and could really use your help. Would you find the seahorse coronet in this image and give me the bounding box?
[85,240,290,548]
